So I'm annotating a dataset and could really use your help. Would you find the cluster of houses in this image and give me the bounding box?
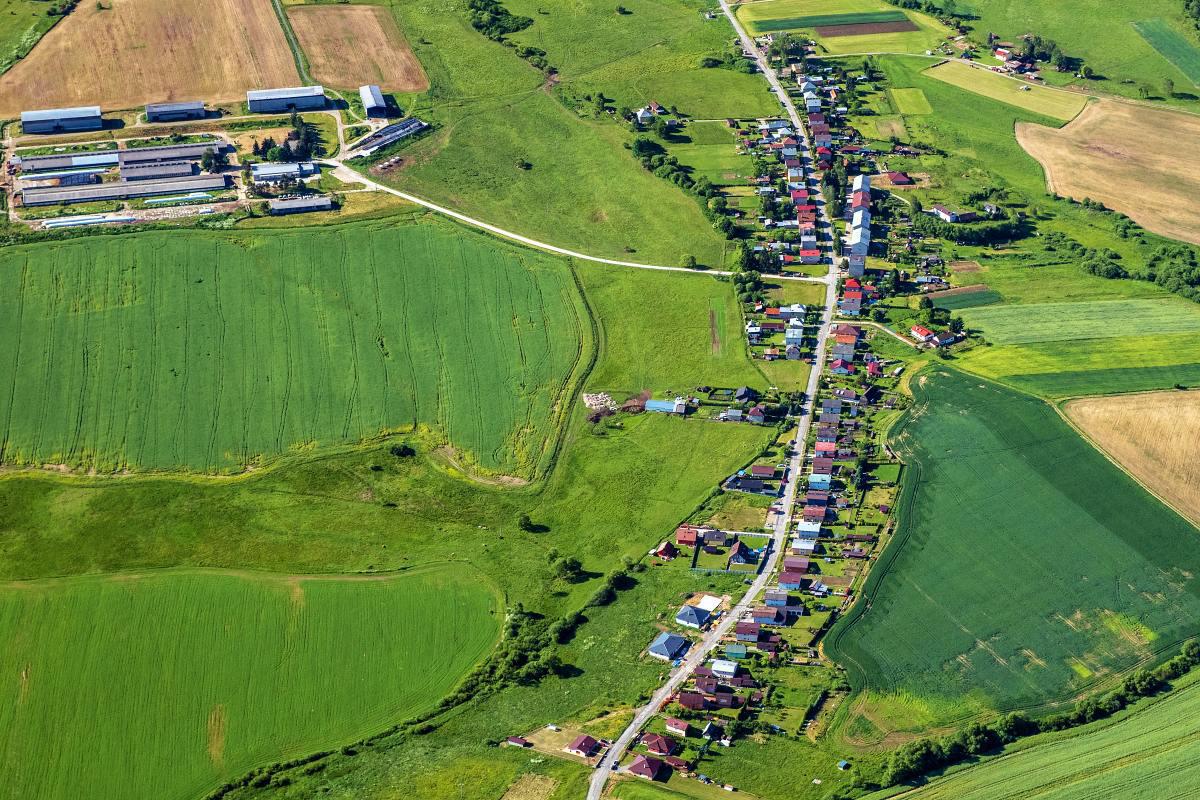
[990,44,1040,78]
[624,717,730,784]
[747,302,809,362]
[743,119,822,265]
[837,276,880,320]
[826,322,886,379]
[909,324,959,348]
[842,174,872,278]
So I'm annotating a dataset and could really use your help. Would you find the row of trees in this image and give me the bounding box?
[629,136,739,240]
[909,199,1023,244]
[885,640,1200,786]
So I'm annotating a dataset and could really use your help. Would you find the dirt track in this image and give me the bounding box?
[0,0,299,117]
[1018,100,1200,246]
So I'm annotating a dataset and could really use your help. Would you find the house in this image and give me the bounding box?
[851,191,871,210]
[808,472,831,490]
[635,107,655,125]
[932,331,959,347]
[675,524,701,546]
[778,571,806,590]
[645,396,688,414]
[779,303,807,320]
[641,732,677,756]
[675,604,710,629]
[628,755,666,781]
[803,505,826,523]
[785,327,805,347]
[832,343,856,361]
[506,736,530,747]
[784,556,811,572]
[887,170,913,186]
[703,528,730,546]
[786,344,803,361]
[765,589,790,607]
[702,722,725,741]
[750,464,776,478]
[910,325,935,343]
[654,541,678,559]
[565,734,600,758]
[735,621,761,642]
[845,225,870,257]
[931,204,966,223]
[725,642,749,659]
[838,297,862,316]
[845,547,870,559]
[797,519,823,538]
[830,359,855,375]
[664,756,691,772]
[747,406,767,424]
[833,388,859,403]
[792,537,818,554]
[648,632,689,661]
[712,659,738,679]
[763,347,782,361]
[728,540,757,566]
[723,408,744,422]
[678,691,709,710]
[734,387,758,403]
[665,718,691,737]
[852,174,871,193]
[851,208,871,231]
[806,490,830,505]
[752,606,784,625]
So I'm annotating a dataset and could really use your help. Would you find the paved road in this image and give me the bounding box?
[586,5,841,797]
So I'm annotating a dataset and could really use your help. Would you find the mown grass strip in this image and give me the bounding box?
[1133,18,1200,85]
[751,9,908,32]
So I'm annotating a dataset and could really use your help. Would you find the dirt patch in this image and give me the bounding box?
[1018,99,1200,246]
[1064,390,1200,526]
[926,283,989,299]
[816,19,919,37]
[709,309,721,354]
[433,446,528,487]
[500,774,557,800]
[207,704,227,767]
[0,0,300,117]
[289,4,429,93]
[949,260,982,273]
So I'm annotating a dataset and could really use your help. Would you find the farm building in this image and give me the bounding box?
[117,142,223,166]
[645,397,688,415]
[268,195,334,215]
[251,162,319,184]
[119,161,196,182]
[20,106,102,134]
[247,85,326,113]
[359,84,387,117]
[13,151,119,173]
[145,101,206,122]
[21,174,227,206]
[648,632,689,661]
[352,118,428,155]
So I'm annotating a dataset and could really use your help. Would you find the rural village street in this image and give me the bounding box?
[587,3,842,796]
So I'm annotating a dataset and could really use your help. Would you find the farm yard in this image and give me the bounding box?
[288,4,429,92]
[0,0,299,117]
[869,674,1200,800]
[924,61,1088,121]
[0,218,589,475]
[825,368,1200,731]
[1017,100,1200,245]
[1065,391,1200,527]
[0,565,501,800]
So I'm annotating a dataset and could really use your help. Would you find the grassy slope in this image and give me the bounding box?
[0,218,586,476]
[825,367,1200,730]
[358,0,754,268]
[865,674,1200,800]
[0,0,61,74]
[0,566,499,800]
[864,55,1200,397]
[948,0,1200,101]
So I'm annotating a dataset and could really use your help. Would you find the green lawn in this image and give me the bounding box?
[0,565,500,800]
[888,87,932,114]
[0,218,588,476]
[669,121,754,187]
[825,368,1200,731]
[0,0,60,75]
[866,674,1200,800]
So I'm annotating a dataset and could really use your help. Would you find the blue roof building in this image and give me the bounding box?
[674,605,710,629]
[648,632,689,661]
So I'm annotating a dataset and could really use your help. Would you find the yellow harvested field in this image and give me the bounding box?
[0,0,298,117]
[1065,390,1200,527]
[288,5,429,92]
[1018,100,1200,247]
[924,60,1087,121]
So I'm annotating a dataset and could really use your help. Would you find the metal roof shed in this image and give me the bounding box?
[359,84,387,117]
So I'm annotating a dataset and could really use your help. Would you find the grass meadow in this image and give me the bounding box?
[0,0,60,75]
[737,0,950,53]
[959,297,1200,344]
[866,674,1200,800]
[825,368,1200,732]
[924,61,1087,121]
[1133,18,1200,85]
[0,566,500,800]
[0,219,589,476]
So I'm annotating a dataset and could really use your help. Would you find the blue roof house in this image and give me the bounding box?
[675,605,710,630]
[648,632,689,661]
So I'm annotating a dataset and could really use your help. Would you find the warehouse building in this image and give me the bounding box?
[12,151,119,173]
[247,86,326,113]
[145,101,206,122]
[352,118,427,156]
[268,195,334,215]
[359,85,387,117]
[120,160,196,181]
[21,174,227,206]
[250,161,318,184]
[20,106,103,134]
[116,141,223,166]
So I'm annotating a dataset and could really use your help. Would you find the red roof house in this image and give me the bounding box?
[628,755,666,780]
[641,732,677,756]
[675,524,700,546]
[565,734,600,758]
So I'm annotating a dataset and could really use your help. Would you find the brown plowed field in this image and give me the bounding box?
[1018,100,1200,246]
[288,4,429,93]
[1065,390,1200,527]
[815,19,918,37]
[0,0,299,117]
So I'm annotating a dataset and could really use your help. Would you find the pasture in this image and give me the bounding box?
[0,566,500,800]
[924,61,1087,121]
[668,121,754,187]
[1133,18,1200,85]
[0,0,299,117]
[289,4,429,92]
[825,368,1200,729]
[869,676,1200,800]
[1018,100,1200,246]
[948,0,1200,103]
[0,219,589,475]
[888,87,932,114]
[959,297,1200,344]
[1066,390,1200,527]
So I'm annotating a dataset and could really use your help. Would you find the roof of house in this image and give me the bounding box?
[675,604,710,627]
[750,464,776,477]
[628,755,665,779]
[665,717,689,731]
[642,732,676,755]
[568,734,599,753]
[649,631,688,659]
[779,571,807,584]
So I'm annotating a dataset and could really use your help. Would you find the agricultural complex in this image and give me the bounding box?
[0,0,1198,799]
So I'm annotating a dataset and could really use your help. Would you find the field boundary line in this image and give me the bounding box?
[269,0,313,85]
